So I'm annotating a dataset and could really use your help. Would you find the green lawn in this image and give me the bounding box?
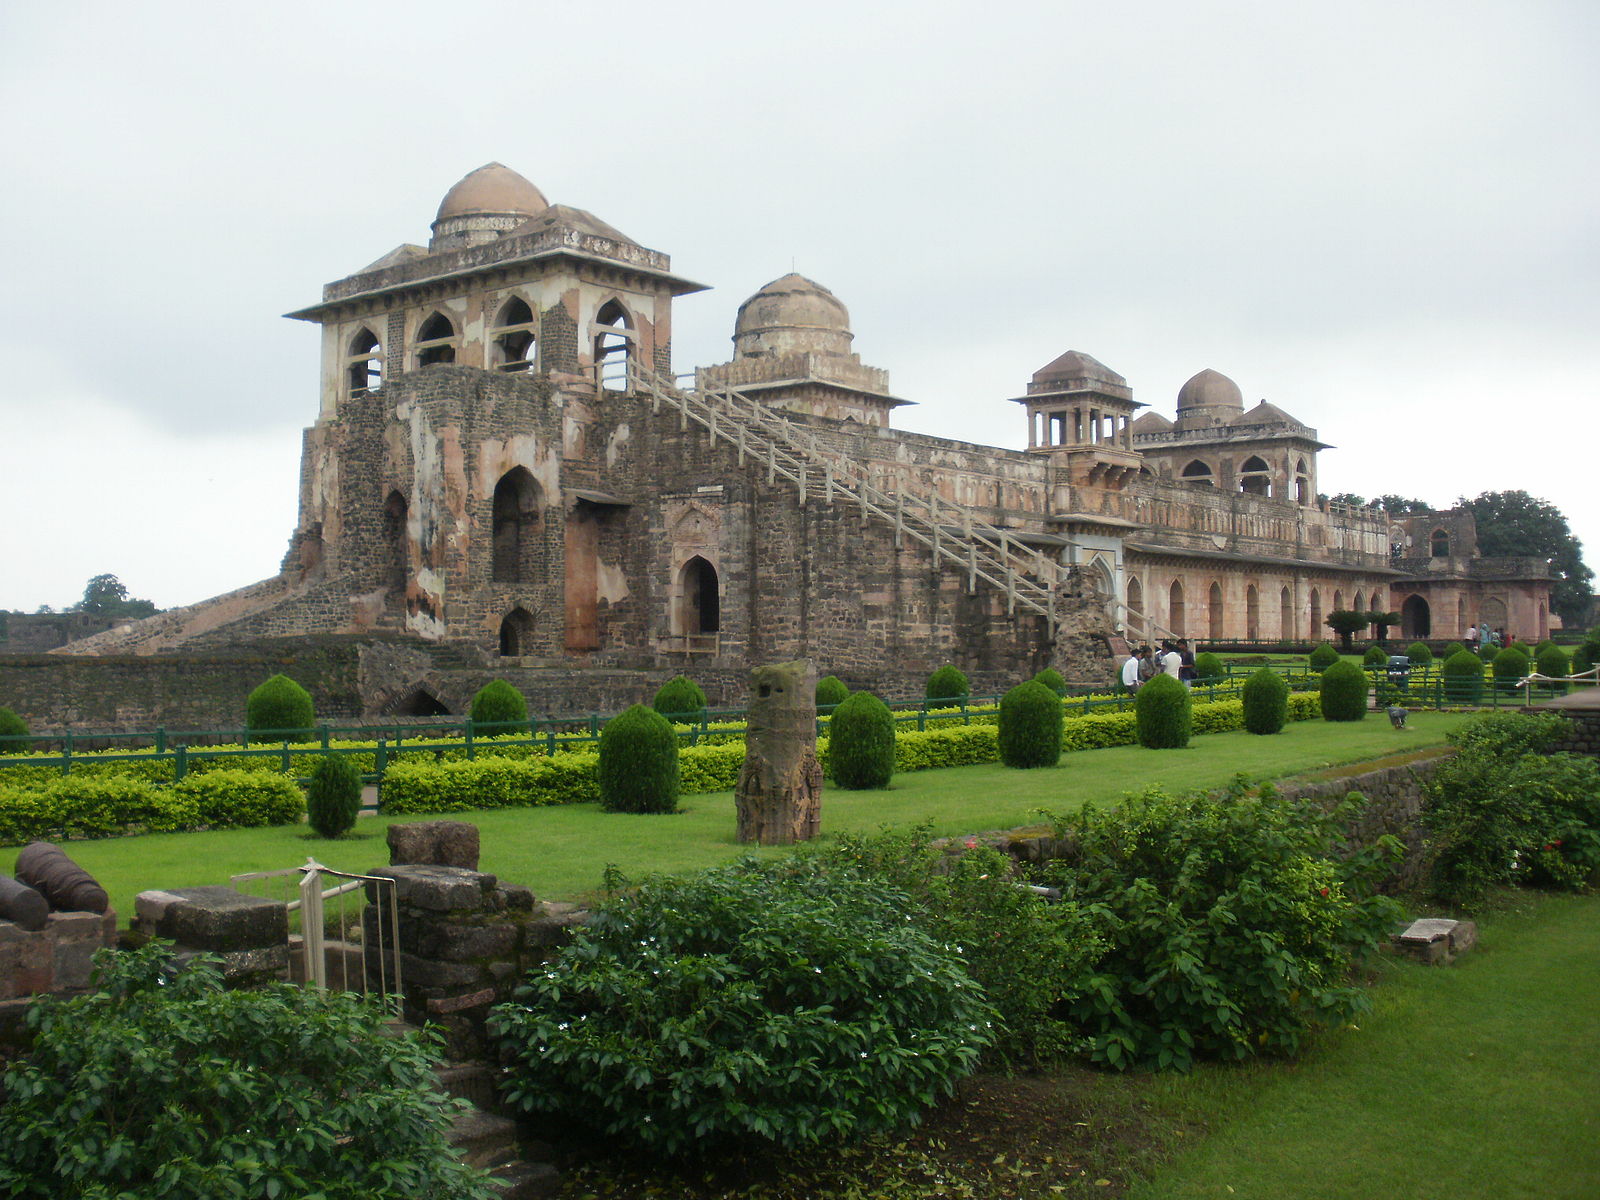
[1130,889,1600,1200]
[4,711,1468,920]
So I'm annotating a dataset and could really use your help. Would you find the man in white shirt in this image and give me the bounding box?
[1161,642,1183,679]
[1121,647,1143,691]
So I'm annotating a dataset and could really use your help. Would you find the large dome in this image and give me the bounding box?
[733,273,853,358]
[1176,368,1244,414]
[434,163,549,223]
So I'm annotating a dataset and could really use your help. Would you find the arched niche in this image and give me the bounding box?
[491,468,543,583]
[499,607,537,657]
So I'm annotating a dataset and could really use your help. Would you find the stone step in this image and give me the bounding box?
[489,1159,561,1199]
[435,1061,500,1110]
[449,1108,521,1171]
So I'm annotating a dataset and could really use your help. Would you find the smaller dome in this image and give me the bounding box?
[1130,411,1173,435]
[733,273,853,359]
[1031,350,1127,389]
[1175,368,1244,414]
[435,163,549,223]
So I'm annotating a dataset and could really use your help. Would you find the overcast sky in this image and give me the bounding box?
[2,1,1595,614]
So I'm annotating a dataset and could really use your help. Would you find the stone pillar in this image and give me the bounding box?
[735,659,824,845]
[132,887,290,987]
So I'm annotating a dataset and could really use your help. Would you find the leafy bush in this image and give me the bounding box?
[925,664,970,709]
[828,691,896,788]
[174,770,304,828]
[1308,642,1340,671]
[0,707,28,749]
[598,705,679,814]
[245,674,314,744]
[489,859,996,1154]
[1491,646,1531,689]
[1536,643,1571,692]
[798,829,1101,1066]
[1241,667,1289,734]
[652,675,707,720]
[0,944,492,1199]
[381,754,600,814]
[1362,643,1388,667]
[0,776,200,845]
[815,674,849,709]
[305,754,362,838]
[1406,641,1433,666]
[1425,712,1600,903]
[1031,666,1066,695]
[997,680,1063,768]
[1050,782,1403,1070]
[1134,674,1191,749]
[1477,643,1499,664]
[1319,660,1368,721]
[1442,648,1486,702]
[1441,641,1466,660]
[469,678,528,732]
[1191,652,1225,682]
[1575,638,1599,679]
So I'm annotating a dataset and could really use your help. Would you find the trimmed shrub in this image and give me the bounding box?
[489,859,996,1154]
[1441,648,1486,703]
[306,754,362,838]
[1575,639,1599,680]
[1362,643,1388,667]
[381,754,600,814]
[245,674,314,743]
[1134,673,1191,749]
[1536,643,1570,691]
[1534,638,1559,657]
[598,705,679,814]
[0,776,200,845]
[815,674,849,709]
[469,678,528,732]
[828,691,896,788]
[0,707,28,749]
[1308,642,1339,671]
[1241,667,1289,735]
[925,664,970,709]
[1405,641,1433,666]
[1031,667,1066,695]
[0,944,492,1198]
[1491,646,1531,690]
[1051,782,1403,1070]
[1510,640,1535,658]
[997,680,1063,768]
[1319,660,1368,721]
[1192,651,1225,682]
[1477,643,1499,664]
[1442,641,1466,660]
[652,675,707,721]
[175,770,304,828]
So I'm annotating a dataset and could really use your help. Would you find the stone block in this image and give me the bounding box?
[1393,916,1477,965]
[51,938,98,990]
[415,921,519,963]
[387,820,481,870]
[398,951,488,989]
[426,986,496,1015]
[134,887,288,953]
[367,866,497,913]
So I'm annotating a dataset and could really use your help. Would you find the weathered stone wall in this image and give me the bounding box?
[1549,707,1600,757]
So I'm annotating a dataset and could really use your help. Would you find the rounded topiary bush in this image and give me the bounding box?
[1491,647,1531,690]
[470,678,528,732]
[652,675,707,721]
[829,691,896,789]
[925,664,970,709]
[305,754,362,839]
[0,706,28,748]
[1308,643,1340,671]
[245,674,314,744]
[1362,643,1388,667]
[1406,641,1433,666]
[997,681,1063,768]
[815,675,849,710]
[1319,660,1368,721]
[1478,643,1499,664]
[1135,673,1191,749]
[1510,641,1534,658]
[1442,648,1486,702]
[1535,644,1570,693]
[1241,667,1290,735]
[598,705,679,814]
[1192,652,1225,682]
[1442,641,1467,660]
[488,859,996,1155]
[1534,639,1559,657]
[1031,667,1066,695]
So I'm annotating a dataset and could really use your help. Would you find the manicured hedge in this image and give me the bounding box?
[0,771,304,845]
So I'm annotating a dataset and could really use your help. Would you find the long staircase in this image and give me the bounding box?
[625,364,1177,644]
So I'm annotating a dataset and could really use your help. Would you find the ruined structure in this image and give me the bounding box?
[734,660,824,845]
[37,163,1550,718]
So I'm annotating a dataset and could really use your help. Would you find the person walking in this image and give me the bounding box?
[1121,646,1144,693]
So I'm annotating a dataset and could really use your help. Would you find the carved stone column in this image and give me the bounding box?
[735,659,824,844]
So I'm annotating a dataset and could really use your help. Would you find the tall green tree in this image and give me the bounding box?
[73,573,158,619]
[1461,491,1594,627]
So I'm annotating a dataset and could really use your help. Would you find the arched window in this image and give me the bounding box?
[1169,579,1185,634]
[1246,584,1259,639]
[490,296,537,372]
[1333,589,1344,613]
[1479,596,1507,632]
[593,300,633,391]
[676,556,720,638]
[1402,594,1431,638]
[382,490,408,590]
[1208,581,1224,640]
[1295,458,1310,505]
[1353,591,1365,616]
[415,312,457,367]
[347,328,382,396]
[1280,586,1293,639]
[1126,574,1144,625]
[499,607,537,657]
[1310,588,1323,640]
[491,468,542,583]
[1430,528,1451,557]
[1238,456,1271,496]
[1181,460,1215,487]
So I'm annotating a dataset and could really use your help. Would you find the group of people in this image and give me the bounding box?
[1120,638,1196,692]
[1466,624,1512,652]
